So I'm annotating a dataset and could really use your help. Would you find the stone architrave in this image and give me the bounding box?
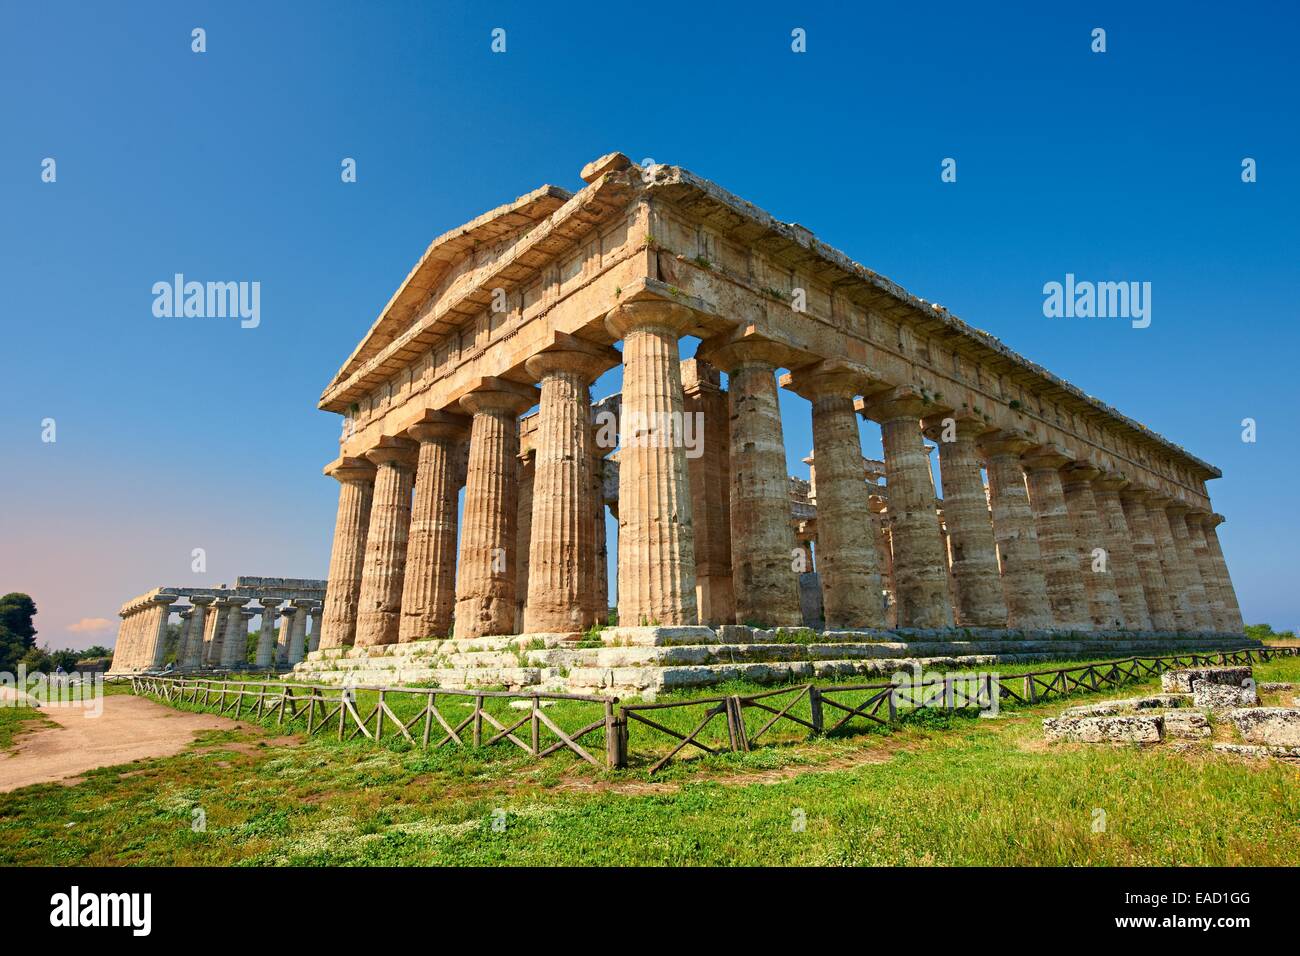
[454,378,539,638]
[524,339,619,632]
[354,439,419,647]
[399,413,470,642]
[605,300,698,627]
[860,386,953,629]
[1022,445,1090,630]
[319,457,376,649]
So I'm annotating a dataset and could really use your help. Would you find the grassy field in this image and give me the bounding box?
[1,653,1296,866]
[0,707,51,753]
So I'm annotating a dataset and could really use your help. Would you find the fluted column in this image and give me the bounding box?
[143,594,177,670]
[682,359,734,627]
[288,602,312,663]
[869,495,896,625]
[590,450,610,626]
[276,605,297,665]
[1060,464,1125,629]
[1148,498,1194,631]
[1164,502,1214,632]
[110,613,136,671]
[354,439,418,647]
[205,598,231,665]
[525,343,618,632]
[1187,512,1227,631]
[398,414,469,642]
[860,386,953,628]
[1090,474,1151,630]
[606,301,698,627]
[254,600,282,668]
[319,457,376,649]
[1118,488,1175,631]
[788,364,883,629]
[176,611,193,667]
[455,379,539,638]
[183,595,213,670]
[515,450,535,632]
[1023,445,1090,630]
[219,597,250,668]
[1203,515,1244,632]
[307,607,321,652]
[923,413,1007,627]
[701,337,803,628]
[977,431,1052,627]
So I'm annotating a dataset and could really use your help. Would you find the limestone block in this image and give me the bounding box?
[1229,708,1300,747]
[1042,714,1163,744]
[1161,666,1252,694]
[1162,710,1211,739]
[1257,682,1294,691]
[1192,679,1258,711]
[1213,743,1300,760]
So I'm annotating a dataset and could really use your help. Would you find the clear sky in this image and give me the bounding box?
[2,1,1296,649]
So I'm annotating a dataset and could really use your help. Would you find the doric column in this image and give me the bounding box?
[590,449,610,626]
[144,594,178,670]
[218,597,250,668]
[922,412,1007,627]
[1022,445,1090,630]
[860,386,953,628]
[307,606,321,652]
[1186,512,1227,632]
[288,602,312,663]
[700,336,803,629]
[354,438,418,647]
[1147,498,1194,631]
[1118,488,1175,631]
[606,301,698,627]
[524,341,619,632]
[398,413,469,642]
[176,610,193,668]
[869,494,896,625]
[1060,463,1125,630]
[1090,474,1152,630]
[319,457,376,649]
[205,598,231,665]
[977,431,1052,628]
[111,612,136,671]
[276,605,297,665]
[515,449,535,632]
[455,378,539,638]
[682,359,734,627]
[253,599,282,668]
[787,363,883,629]
[1164,502,1214,632]
[1203,515,1244,632]
[183,595,214,670]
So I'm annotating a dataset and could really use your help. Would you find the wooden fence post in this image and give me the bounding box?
[808,685,823,736]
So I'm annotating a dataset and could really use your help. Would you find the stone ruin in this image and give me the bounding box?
[108,577,326,674]
[1043,665,1300,759]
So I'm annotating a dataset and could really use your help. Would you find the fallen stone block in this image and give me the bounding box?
[1192,680,1258,711]
[1229,708,1300,747]
[1042,714,1163,744]
[1213,743,1300,760]
[1258,682,1294,691]
[1060,694,1186,718]
[1161,666,1252,694]
[1162,710,1211,740]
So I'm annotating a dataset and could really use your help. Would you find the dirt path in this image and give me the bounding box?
[0,695,244,793]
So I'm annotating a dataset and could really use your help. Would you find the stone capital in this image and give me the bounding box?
[921,409,990,443]
[278,604,299,617]
[524,337,620,384]
[858,384,939,424]
[696,329,809,373]
[781,359,882,401]
[226,596,251,608]
[977,428,1037,458]
[1164,501,1191,517]
[151,593,179,607]
[189,594,216,606]
[405,410,470,445]
[458,377,539,417]
[1118,484,1154,501]
[1060,462,1101,486]
[1208,513,1226,528]
[605,299,695,339]
[364,437,419,469]
[1020,443,1075,472]
[1092,471,1130,493]
[259,599,283,611]
[325,456,377,485]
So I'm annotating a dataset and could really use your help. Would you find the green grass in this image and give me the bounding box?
[0,655,1295,866]
[0,706,52,753]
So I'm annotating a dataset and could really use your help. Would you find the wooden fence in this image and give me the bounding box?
[131,645,1297,773]
[130,675,623,767]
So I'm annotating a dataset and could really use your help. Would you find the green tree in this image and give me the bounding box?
[0,593,38,673]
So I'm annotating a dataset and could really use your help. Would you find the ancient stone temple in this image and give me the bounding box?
[108,577,325,674]
[297,153,1251,695]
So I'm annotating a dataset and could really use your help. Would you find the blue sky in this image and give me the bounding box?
[2,1,1296,648]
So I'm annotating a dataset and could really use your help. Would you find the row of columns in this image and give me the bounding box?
[320,298,1243,643]
[114,595,320,672]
